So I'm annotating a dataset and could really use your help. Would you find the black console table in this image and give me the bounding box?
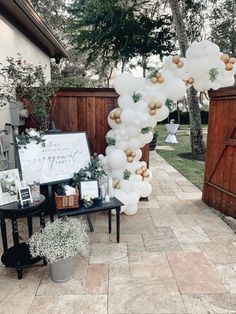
[57,197,123,243]
[0,195,46,279]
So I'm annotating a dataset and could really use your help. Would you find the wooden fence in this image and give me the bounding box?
[51,88,149,164]
[203,87,236,218]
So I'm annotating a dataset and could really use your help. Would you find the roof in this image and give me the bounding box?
[0,0,69,62]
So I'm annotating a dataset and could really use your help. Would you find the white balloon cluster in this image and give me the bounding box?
[163,40,236,92]
[98,40,235,216]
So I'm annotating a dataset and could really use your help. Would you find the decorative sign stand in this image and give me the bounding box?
[19,187,33,206]
[17,132,91,185]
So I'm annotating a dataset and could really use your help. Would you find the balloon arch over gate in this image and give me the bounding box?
[98,40,236,215]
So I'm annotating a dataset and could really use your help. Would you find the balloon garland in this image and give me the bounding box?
[98,40,236,215]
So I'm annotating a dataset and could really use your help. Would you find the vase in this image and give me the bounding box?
[49,255,76,282]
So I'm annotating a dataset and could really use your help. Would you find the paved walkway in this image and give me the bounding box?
[0,152,236,313]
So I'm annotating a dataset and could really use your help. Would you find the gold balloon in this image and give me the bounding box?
[225,63,233,71]
[141,166,146,171]
[127,156,133,163]
[148,102,156,110]
[114,109,121,118]
[220,53,230,63]
[136,169,143,175]
[229,57,236,64]
[143,170,149,177]
[188,77,194,84]
[155,73,161,78]
[157,76,165,84]
[149,109,156,116]
[151,77,158,84]
[172,55,181,64]
[155,101,162,109]
[126,149,132,156]
[177,61,184,68]
[131,151,136,157]
[115,118,121,124]
[109,112,115,119]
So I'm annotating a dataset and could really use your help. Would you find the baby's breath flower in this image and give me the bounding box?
[29,217,89,264]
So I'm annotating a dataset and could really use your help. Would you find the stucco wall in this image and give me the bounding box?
[0,15,51,167]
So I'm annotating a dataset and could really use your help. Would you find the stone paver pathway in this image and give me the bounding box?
[0,152,236,314]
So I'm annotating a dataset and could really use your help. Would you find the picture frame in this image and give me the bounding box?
[19,186,33,206]
[0,169,21,206]
[79,180,99,200]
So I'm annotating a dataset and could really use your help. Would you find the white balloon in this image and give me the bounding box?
[164,79,186,101]
[135,100,148,112]
[139,132,153,145]
[108,116,119,129]
[156,105,169,122]
[126,125,141,138]
[105,146,116,155]
[107,149,127,169]
[128,191,140,205]
[120,108,136,125]
[114,73,136,95]
[124,204,138,215]
[128,138,141,150]
[125,161,140,173]
[136,181,152,197]
[111,169,124,180]
[118,95,134,109]
[113,189,129,213]
[116,140,129,151]
[106,129,115,139]
[120,180,132,193]
[129,174,142,183]
[135,77,147,91]
[134,149,142,161]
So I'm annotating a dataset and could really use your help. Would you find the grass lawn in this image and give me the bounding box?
[155,124,207,190]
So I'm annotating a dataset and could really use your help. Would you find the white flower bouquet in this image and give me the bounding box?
[29,217,89,264]
[83,194,94,208]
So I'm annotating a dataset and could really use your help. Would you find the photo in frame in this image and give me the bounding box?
[0,169,21,205]
[79,180,99,199]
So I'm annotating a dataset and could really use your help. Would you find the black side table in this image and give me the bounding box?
[0,195,46,279]
[57,197,123,243]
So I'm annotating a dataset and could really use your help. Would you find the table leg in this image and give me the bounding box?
[108,210,112,233]
[16,264,23,280]
[47,184,54,222]
[86,214,94,232]
[0,216,8,252]
[40,210,45,229]
[27,216,33,237]
[12,215,19,246]
[116,207,120,243]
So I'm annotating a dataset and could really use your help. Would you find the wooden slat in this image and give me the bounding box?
[68,97,78,131]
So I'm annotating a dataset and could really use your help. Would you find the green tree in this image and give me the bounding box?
[30,0,67,39]
[168,0,206,159]
[210,0,236,56]
[67,0,174,76]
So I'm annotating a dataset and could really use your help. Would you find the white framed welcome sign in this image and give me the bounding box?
[17,132,91,185]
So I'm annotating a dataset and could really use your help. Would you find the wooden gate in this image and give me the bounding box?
[51,88,149,163]
[203,87,236,218]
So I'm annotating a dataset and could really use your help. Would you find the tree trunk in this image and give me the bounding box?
[142,55,147,78]
[168,0,206,159]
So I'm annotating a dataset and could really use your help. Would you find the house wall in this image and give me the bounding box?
[0,15,51,168]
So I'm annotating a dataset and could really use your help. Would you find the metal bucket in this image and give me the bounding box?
[49,256,76,282]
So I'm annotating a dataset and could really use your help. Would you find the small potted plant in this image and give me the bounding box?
[29,217,89,282]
